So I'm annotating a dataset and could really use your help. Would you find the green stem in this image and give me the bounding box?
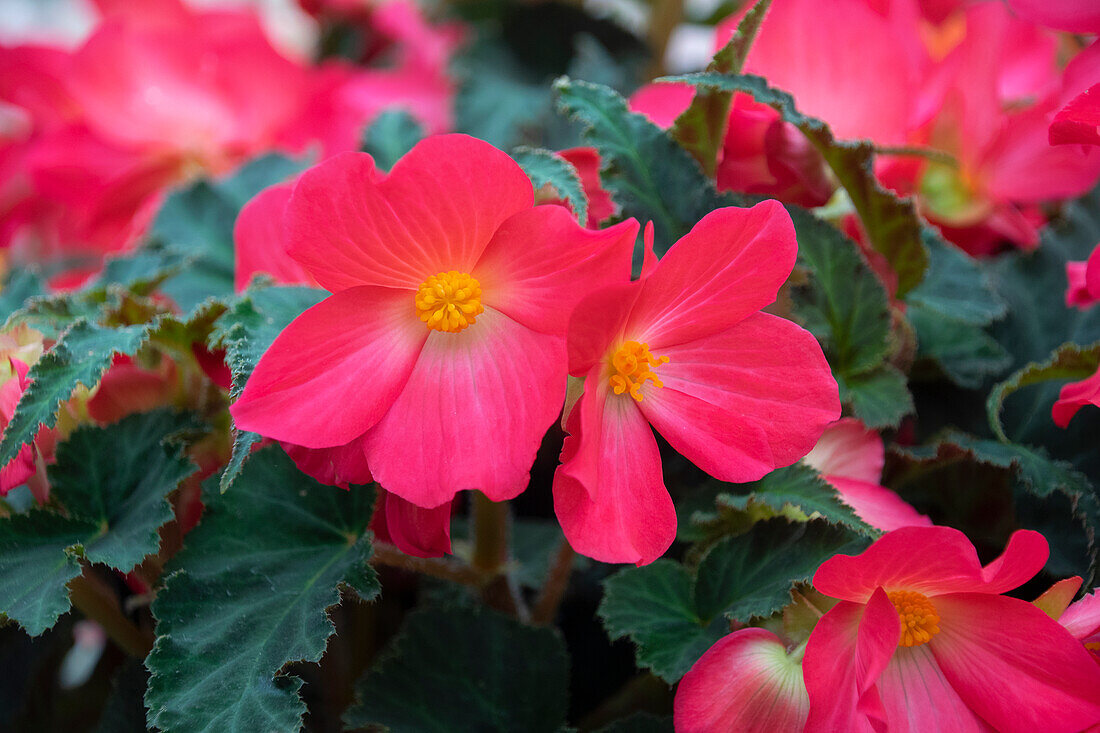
[471,491,509,574]
[371,542,484,586]
[532,540,575,626]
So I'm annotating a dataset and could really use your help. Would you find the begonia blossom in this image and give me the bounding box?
[674,628,809,733]
[552,204,840,565]
[803,418,931,532]
[803,526,1100,731]
[1058,588,1100,663]
[231,134,639,515]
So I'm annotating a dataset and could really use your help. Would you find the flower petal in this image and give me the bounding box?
[675,628,809,733]
[876,644,992,732]
[281,434,373,488]
[826,476,932,532]
[565,280,644,376]
[553,379,674,565]
[803,589,899,733]
[363,308,564,507]
[803,418,884,484]
[977,529,1049,593]
[234,182,314,292]
[230,286,426,448]
[476,207,636,335]
[1058,588,1100,641]
[638,312,839,483]
[932,593,1100,733]
[371,490,452,559]
[1053,366,1100,428]
[628,202,798,347]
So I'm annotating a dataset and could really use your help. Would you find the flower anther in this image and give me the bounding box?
[608,341,669,401]
[888,589,941,647]
[415,271,484,333]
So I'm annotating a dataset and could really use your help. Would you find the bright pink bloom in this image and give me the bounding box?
[1052,366,1100,428]
[909,3,1100,253]
[803,418,931,532]
[233,181,315,292]
[370,491,453,559]
[1006,0,1100,34]
[231,134,639,512]
[803,526,1100,732]
[1050,41,1100,148]
[675,628,809,733]
[1058,588,1100,663]
[1065,243,1100,309]
[552,205,840,565]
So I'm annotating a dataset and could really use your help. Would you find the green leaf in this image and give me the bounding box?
[211,284,327,491]
[512,146,589,225]
[907,231,1009,387]
[0,268,45,322]
[0,411,198,635]
[686,464,878,543]
[145,445,379,733]
[0,319,152,467]
[600,519,866,682]
[361,109,426,171]
[345,605,569,733]
[660,72,929,296]
[988,341,1100,442]
[96,661,150,733]
[146,153,307,312]
[553,77,727,250]
[786,204,892,377]
[838,364,914,429]
[670,0,771,175]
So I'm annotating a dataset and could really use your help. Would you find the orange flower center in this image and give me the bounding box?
[415,271,484,333]
[888,590,941,648]
[608,341,669,402]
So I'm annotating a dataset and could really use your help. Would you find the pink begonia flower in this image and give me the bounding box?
[1052,367,1100,428]
[0,358,37,494]
[803,418,931,532]
[232,172,451,559]
[0,326,50,501]
[552,204,840,565]
[803,526,1100,732]
[1058,588,1100,663]
[674,628,809,733]
[1006,0,1100,34]
[231,134,639,514]
[1050,41,1100,148]
[1065,243,1100,309]
[909,3,1100,254]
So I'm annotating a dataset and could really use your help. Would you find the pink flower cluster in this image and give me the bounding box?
[0,0,459,286]
[632,0,1100,258]
[229,133,842,562]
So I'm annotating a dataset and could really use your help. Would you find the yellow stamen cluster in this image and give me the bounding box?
[888,590,941,648]
[415,271,484,333]
[608,341,669,401]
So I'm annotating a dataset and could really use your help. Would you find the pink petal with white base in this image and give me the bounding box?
[230,286,426,449]
[553,381,674,565]
[674,628,809,733]
[363,308,565,508]
[931,593,1100,733]
[803,418,884,484]
[826,476,932,532]
[640,312,839,482]
[876,644,992,732]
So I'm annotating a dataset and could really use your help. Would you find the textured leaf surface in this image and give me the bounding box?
[661,72,928,295]
[0,268,45,322]
[361,109,425,171]
[0,412,197,635]
[838,365,914,429]
[513,146,588,225]
[211,285,327,491]
[0,320,152,467]
[600,519,866,682]
[345,605,569,733]
[554,78,726,251]
[145,445,378,733]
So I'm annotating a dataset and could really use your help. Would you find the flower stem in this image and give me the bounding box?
[471,491,510,574]
[68,568,154,658]
[532,540,575,626]
[370,542,483,586]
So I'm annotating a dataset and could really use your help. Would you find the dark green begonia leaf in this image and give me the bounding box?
[599,519,867,682]
[145,445,378,733]
[0,411,198,635]
[512,146,589,225]
[344,605,569,733]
